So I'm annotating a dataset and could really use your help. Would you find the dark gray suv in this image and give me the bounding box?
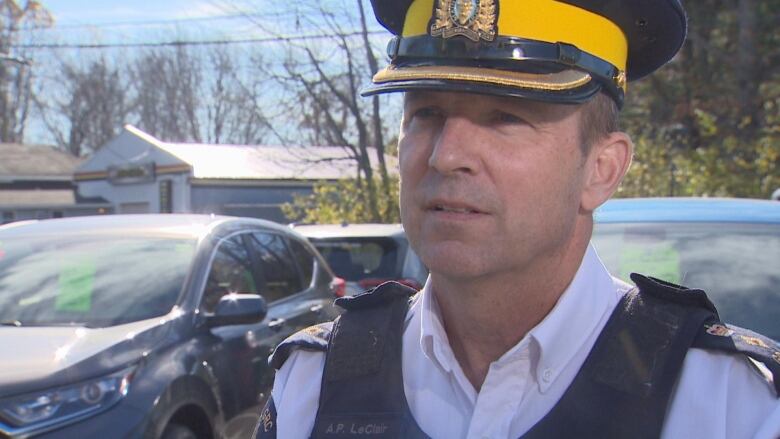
[0,214,341,438]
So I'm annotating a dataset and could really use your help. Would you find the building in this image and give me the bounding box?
[75,125,397,223]
[0,143,110,224]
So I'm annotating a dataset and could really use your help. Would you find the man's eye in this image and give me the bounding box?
[412,107,442,119]
[494,111,526,125]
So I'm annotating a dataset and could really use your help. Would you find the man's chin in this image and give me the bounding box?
[419,243,496,279]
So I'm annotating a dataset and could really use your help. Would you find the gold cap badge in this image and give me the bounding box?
[430,0,498,42]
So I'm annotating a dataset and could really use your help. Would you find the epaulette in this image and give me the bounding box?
[630,273,718,315]
[268,282,418,370]
[693,320,780,396]
[631,273,779,396]
[269,321,332,370]
[334,280,418,311]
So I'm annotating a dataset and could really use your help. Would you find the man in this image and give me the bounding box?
[256,0,780,437]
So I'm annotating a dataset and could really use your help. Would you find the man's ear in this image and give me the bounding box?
[581,131,633,212]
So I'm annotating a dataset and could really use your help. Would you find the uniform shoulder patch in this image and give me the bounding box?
[334,281,417,311]
[269,321,332,370]
[252,397,277,439]
[693,319,780,396]
[630,273,718,314]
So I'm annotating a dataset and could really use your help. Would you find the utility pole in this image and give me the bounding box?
[0,0,52,142]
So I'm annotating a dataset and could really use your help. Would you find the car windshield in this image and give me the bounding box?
[0,234,196,327]
[592,222,780,341]
[311,237,400,282]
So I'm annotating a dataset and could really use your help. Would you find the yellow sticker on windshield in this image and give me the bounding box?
[618,243,681,284]
[56,259,96,312]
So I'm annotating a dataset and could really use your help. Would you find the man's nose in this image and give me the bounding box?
[428,116,480,176]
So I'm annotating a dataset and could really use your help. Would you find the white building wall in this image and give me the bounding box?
[78,172,191,214]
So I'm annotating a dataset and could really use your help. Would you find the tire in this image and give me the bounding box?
[161,423,198,439]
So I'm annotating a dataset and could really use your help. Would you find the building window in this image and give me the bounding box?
[159,180,173,213]
[2,211,13,224]
[53,211,64,218]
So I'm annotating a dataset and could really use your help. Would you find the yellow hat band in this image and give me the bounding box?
[402,0,628,72]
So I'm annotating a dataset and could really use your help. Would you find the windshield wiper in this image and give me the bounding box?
[1,320,22,327]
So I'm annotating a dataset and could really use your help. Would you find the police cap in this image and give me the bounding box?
[362,0,687,107]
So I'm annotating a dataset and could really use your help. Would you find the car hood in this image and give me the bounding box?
[0,313,184,397]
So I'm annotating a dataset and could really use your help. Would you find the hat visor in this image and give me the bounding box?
[362,65,602,104]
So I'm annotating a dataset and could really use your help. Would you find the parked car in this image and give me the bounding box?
[292,223,428,295]
[0,214,342,439]
[592,197,780,341]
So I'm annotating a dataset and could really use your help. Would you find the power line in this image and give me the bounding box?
[11,30,389,50]
[20,13,265,31]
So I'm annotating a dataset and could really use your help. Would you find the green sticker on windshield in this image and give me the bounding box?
[618,243,681,284]
[56,259,96,312]
[175,242,193,255]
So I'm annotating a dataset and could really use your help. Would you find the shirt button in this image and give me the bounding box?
[542,368,553,382]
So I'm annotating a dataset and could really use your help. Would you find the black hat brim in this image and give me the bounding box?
[361,65,605,105]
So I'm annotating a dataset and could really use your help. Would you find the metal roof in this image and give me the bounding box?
[595,197,780,224]
[0,143,82,180]
[0,189,76,207]
[83,125,397,181]
[158,142,396,180]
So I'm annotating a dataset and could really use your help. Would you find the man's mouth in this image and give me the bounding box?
[432,204,481,214]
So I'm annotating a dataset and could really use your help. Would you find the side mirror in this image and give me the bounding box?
[207,293,268,328]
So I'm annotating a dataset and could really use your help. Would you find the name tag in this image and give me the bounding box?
[315,414,401,438]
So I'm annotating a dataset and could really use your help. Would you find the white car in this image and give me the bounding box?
[293,223,428,296]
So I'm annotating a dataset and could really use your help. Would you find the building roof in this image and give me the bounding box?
[76,125,398,182]
[0,189,76,207]
[0,144,82,181]
[159,141,396,180]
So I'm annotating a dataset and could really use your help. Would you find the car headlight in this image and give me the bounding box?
[0,366,135,436]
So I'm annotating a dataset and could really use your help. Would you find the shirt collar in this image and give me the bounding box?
[417,243,621,391]
[528,244,620,392]
[418,277,457,374]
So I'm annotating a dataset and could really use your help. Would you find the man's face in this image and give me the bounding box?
[398,90,591,281]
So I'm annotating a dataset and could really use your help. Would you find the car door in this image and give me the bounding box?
[198,232,285,438]
[243,231,327,334]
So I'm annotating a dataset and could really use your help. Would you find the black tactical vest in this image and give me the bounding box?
[256,273,780,439]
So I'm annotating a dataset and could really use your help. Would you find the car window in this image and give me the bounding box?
[246,232,302,302]
[202,234,257,313]
[0,235,195,327]
[592,222,780,340]
[312,237,399,282]
[287,237,315,288]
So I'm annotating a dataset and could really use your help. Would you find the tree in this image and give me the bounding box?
[231,0,400,223]
[203,49,271,145]
[132,46,204,142]
[42,57,130,156]
[618,0,780,199]
[282,175,400,224]
[0,0,51,142]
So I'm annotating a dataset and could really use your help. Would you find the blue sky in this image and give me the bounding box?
[35,1,253,45]
[19,1,398,146]
[35,1,388,46]
[45,0,222,21]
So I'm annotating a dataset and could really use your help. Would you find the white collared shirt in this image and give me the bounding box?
[271,245,780,438]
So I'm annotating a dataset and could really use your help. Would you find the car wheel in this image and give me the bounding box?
[161,423,198,439]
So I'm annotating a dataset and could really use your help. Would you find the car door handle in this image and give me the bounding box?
[309,304,324,313]
[267,318,286,330]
